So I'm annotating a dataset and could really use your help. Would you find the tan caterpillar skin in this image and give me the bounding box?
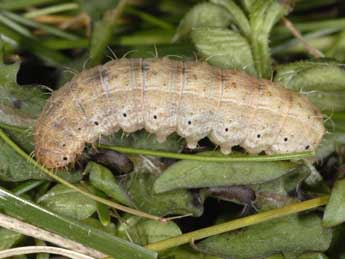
[34,58,325,168]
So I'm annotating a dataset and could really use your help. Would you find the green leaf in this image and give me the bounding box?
[0,133,82,182]
[87,161,134,206]
[316,132,345,160]
[94,189,111,227]
[3,127,34,153]
[81,217,117,235]
[304,90,345,112]
[0,187,157,259]
[241,0,257,13]
[173,2,232,42]
[78,0,118,21]
[327,29,345,61]
[101,130,185,153]
[126,172,203,217]
[88,0,126,67]
[192,27,257,76]
[210,0,251,37]
[0,62,46,127]
[37,184,97,220]
[196,214,332,259]
[154,151,298,193]
[0,228,23,250]
[250,0,293,78]
[275,60,345,112]
[323,179,345,227]
[275,60,345,91]
[117,216,181,246]
[324,112,345,133]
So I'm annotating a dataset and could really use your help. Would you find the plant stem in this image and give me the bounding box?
[282,17,324,58]
[145,196,329,252]
[0,128,164,222]
[98,144,314,162]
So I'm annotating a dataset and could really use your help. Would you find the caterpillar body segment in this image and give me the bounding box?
[34,58,325,168]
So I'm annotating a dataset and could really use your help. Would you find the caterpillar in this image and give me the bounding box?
[34,58,325,168]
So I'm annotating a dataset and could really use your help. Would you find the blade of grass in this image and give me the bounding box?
[125,6,174,31]
[0,0,58,10]
[12,180,45,196]
[42,38,88,49]
[88,0,128,67]
[0,128,165,222]
[0,12,33,38]
[98,144,314,162]
[0,187,157,259]
[145,196,329,252]
[274,18,345,38]
[24,3,79,19]
[0,22,70,64]
[2,10,79,40]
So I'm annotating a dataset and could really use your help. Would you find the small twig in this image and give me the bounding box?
[0,246,94,259]
[282,17,325,58]
[0,213,104,258]
[98,144,314,162]
[145,196,329,251]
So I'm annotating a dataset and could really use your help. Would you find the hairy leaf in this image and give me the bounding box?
[154,152,297,193]
[0,228,23,250]
[0,62,46,127]
[127,172,203,216]
[117,216,181,246]
[323,179,345,227]
[210,0,251,37]
[87,161,134,206]
[197,214,332,259]
[250,0,293,78]
[192,27,256,76]
[38,184,97,220]
[173,2,232,41]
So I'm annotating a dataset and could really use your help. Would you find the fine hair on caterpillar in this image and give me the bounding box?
[34,57,325,168]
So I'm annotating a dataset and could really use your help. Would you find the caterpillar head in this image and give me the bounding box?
[34,131,83,168]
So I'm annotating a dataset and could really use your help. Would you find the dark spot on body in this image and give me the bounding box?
[101,69,109,80]
[141,62,150,72]
[153,115,157,120]
[257,82,265,90]
[182,63,187,74]
[63,156,68,161]
[305,145,310,150]
[225,128,229,132]
[257,134,261,138]
[94,121,99,125]
[62,144,66,147]
[284,137,288,142]
[188,120,192,125]
[123,113,127,117]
